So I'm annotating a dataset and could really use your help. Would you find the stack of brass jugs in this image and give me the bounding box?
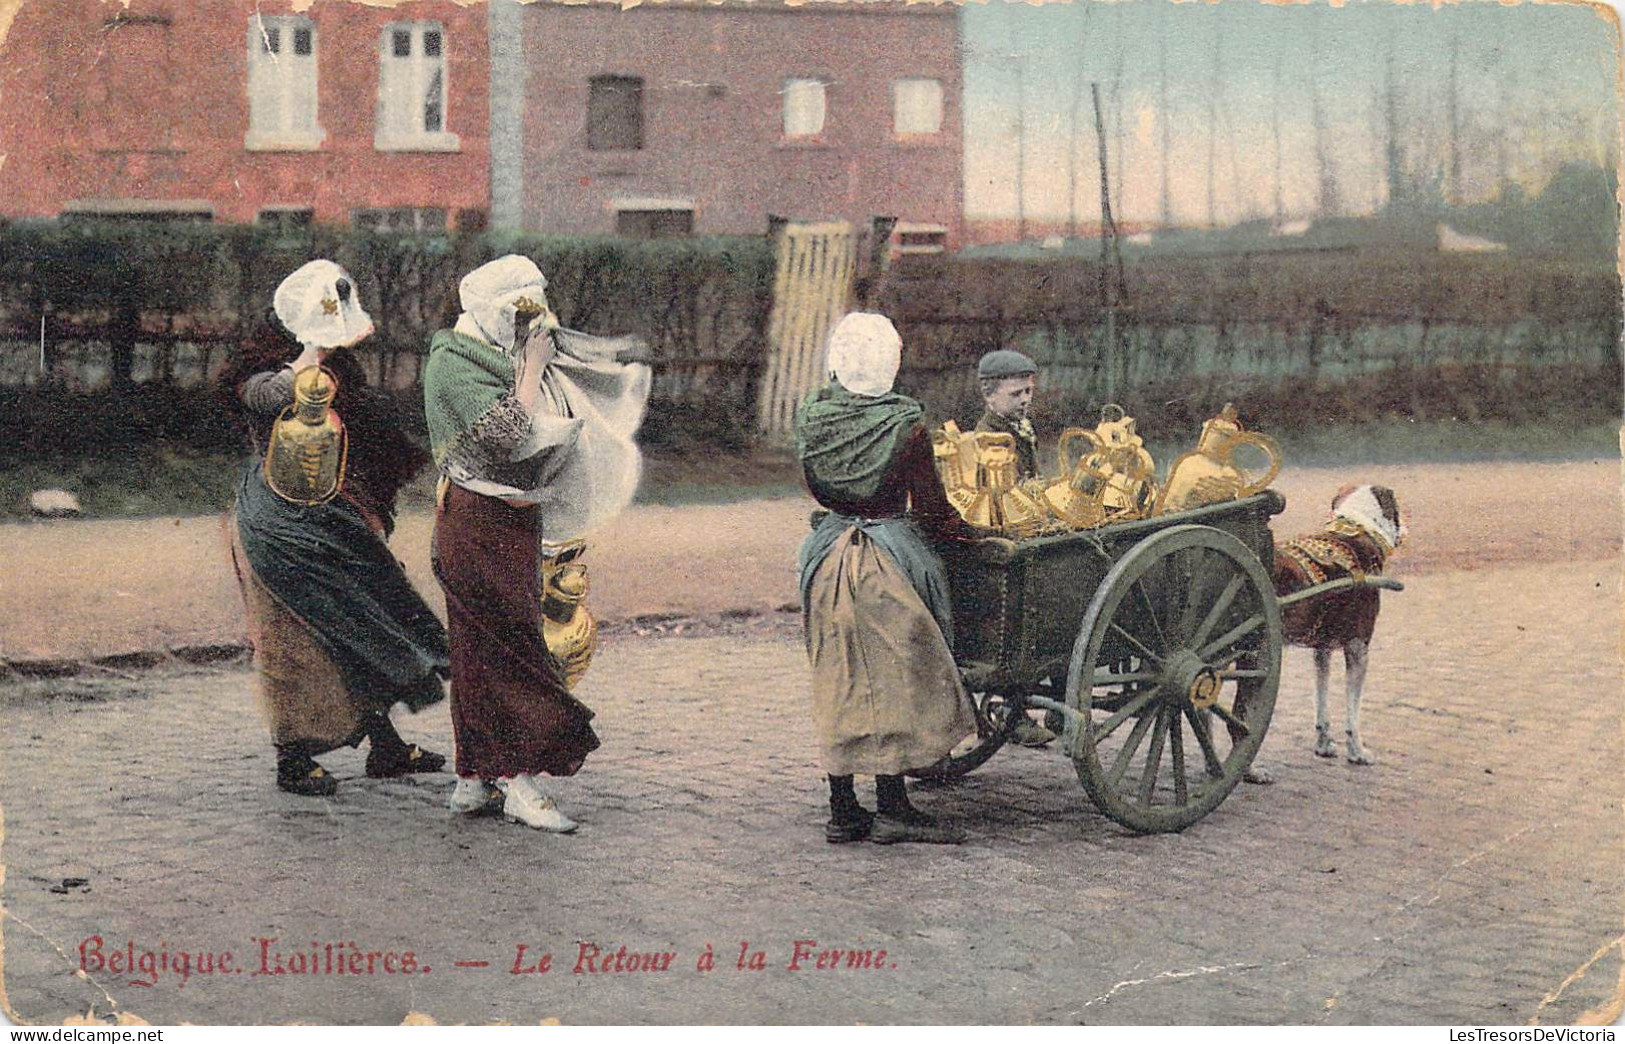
[934,402,1283,539]
[1049,404,1159,525]
[933,404,1160,537]
[931,422,1050,538]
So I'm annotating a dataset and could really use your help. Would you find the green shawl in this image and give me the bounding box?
[423,329,514,466]
[794,382,924,504]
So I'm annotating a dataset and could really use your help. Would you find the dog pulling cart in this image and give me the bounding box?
[923,490,1403,834]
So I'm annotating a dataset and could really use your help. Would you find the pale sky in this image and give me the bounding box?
[960,0,1621,226]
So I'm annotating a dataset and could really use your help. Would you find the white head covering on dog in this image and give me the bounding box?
[448,254,652,542]
[1332,485,1406,553]
[825,312,902,397]
[274,260,374,350]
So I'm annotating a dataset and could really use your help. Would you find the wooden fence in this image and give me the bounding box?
[754,222,859,443]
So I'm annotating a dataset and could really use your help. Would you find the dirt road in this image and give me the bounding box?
[1,555,1618,1024]
[0,458,1617,662]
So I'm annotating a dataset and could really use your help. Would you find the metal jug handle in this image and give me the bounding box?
[1226,431,1283,496]
[1057,427,1104,476]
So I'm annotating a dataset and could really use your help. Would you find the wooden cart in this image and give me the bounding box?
[923,491,1402,833]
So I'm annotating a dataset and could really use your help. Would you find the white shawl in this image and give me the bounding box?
[453,255,652,542]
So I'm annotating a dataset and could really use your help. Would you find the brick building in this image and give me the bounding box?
[489,0,963,246]
[0,0,489,230]
[0,0,962,244]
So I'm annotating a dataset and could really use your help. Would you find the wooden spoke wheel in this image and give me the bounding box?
[906,688,1014,781]
[1066,525,1281,833]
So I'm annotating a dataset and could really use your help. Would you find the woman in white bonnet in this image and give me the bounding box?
[424,254,649,833]
[795,312,979,845]
[220,259,450,797]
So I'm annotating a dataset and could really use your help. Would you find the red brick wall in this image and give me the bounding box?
[519,2,962,243]
[0,0,488,224]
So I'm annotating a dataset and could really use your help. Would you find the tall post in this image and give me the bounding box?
[1447,28,1462,205]
[1004,18,1028,243]
[1158,27,1172,229]
[1271,51,1284,221]
[1094,82,1117,403]
[1206,11,1221,228]
[1384,26,1404,211]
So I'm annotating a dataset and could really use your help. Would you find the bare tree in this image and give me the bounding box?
[1447,26,1462,204]
[1311,10,1341,217]
[1495,52,1515,196]
[1206,8,1221,228]
[1383,24,1404,210]
[1271,50,1284,222]
[1093,83,1126,400]
[1158,23,1172,229]
[1011,21,1028,241]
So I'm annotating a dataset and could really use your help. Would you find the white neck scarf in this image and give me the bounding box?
[445,255,652,542]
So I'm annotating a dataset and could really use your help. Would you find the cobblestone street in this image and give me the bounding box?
[1,557,1620,1025]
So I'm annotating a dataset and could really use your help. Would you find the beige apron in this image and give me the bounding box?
[804,527,976,776]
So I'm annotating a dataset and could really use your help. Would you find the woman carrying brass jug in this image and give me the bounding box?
[425,255,651,834]
[220,260,450,798]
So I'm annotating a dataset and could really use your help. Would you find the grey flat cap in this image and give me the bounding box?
[977,349,1038,380]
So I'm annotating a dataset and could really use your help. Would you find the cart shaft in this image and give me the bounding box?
[1276,575,1404,609]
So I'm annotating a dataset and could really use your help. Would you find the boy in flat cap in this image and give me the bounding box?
[972,349,1055,748]
[973,350,1040,481]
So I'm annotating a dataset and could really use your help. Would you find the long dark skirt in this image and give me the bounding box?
[432,483,600,779]
[232,464,448,749]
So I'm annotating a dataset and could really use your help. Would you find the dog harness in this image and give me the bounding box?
[1279,518,1387,586]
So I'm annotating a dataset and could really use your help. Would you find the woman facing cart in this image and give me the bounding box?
[424,255,649,833]
[796,312,979,845]
[222,260,449,797]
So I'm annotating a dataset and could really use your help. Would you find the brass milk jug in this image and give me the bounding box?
[931,422,981,519]
[540,541,597,689]
[975,434,1049,538]
[1042,427,1111,529]
[1156,403,1283,515]
[1084,405,1157,521]
[264,365,347,506]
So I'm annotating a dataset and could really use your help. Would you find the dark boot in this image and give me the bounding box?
[870,774,965,845]
[364,713,447,778]
[276,746,337,797]
[824,774,875,843]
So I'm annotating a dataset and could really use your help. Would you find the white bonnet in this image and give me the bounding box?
[273,260,374,350]
[458,254,555,353]
[825,312,902,397]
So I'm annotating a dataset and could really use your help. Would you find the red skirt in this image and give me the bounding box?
[432,484,600,779]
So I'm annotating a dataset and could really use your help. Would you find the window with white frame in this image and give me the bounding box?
[782,79,827,139]
[245,15,323,150]
[376,22,459,151]
[893,78,944,136]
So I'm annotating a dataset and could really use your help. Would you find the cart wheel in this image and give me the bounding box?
[1066,524,1281,833]
[906,689,1013,781]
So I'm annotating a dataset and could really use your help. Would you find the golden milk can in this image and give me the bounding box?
[264,365,347,506]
